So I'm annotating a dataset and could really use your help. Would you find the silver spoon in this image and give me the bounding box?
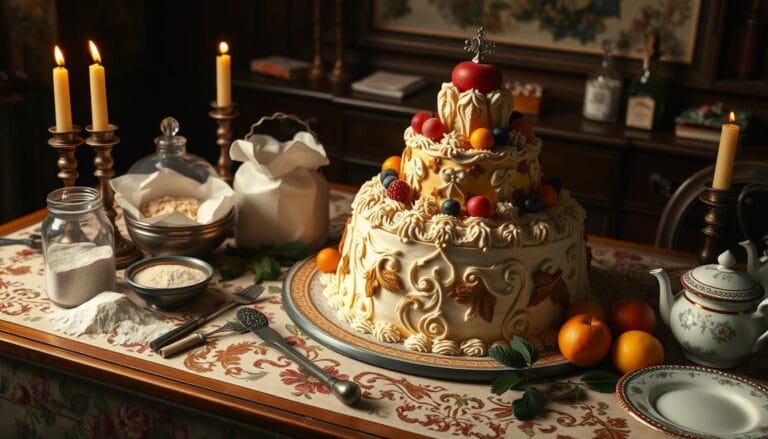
[236,307,361,406]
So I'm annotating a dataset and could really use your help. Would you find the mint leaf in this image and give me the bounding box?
[581,370,620,393]
[553,384,586,401]
[509,335,539,366]
[252,256,281,284]
[489,344,527,368]
[219,262,246,282]
[513,386,548,420]
[276,242,310,264]
[490,370,529,395]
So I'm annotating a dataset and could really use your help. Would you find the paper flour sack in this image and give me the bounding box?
[230,121,329,249]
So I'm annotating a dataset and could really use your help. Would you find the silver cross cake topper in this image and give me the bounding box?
[464,27,495,63]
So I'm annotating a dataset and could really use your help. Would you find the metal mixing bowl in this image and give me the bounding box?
[125,256,213,310]
[124,208,234,258]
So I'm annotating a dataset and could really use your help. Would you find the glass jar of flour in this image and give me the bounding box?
[42,186,116,307]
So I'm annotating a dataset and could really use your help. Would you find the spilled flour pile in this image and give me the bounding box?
[49,291,175,345]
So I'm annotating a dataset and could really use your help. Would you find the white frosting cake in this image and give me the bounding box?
[322,56,589,357]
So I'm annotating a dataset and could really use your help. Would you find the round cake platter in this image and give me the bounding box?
[283,258,629,382]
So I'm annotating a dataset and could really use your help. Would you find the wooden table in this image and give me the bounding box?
[0,189,765,438]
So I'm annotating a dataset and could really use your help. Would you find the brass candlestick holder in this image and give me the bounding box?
[309,0,324,80]
[209,101,239,184]
[329,0,347,83]
[85,124,142,269]
[48,126,83,187]
[699,186,735,264]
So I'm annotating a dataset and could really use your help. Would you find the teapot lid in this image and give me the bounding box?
[681,251,763,302]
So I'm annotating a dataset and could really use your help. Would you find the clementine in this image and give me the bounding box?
[609,299,657,334]
[316,247,341,274]
[611,330,664,374]
[381,156,402,174]
[566,300,607,321]
[557,314,612,367]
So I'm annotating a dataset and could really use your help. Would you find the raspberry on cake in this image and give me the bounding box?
[322,28,589,357]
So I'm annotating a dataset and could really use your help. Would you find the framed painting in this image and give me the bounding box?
[371,0,702,64]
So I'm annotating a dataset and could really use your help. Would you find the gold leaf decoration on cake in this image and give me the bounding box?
[339,254,350,275]
[364,269,379,297]
[528,269,570,309]
[364,265,403,297]
[466,164,486,178]
[427,157,442,174]
[448,283,497,323]
[379,269,403,292]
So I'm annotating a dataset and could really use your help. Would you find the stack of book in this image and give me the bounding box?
[351,71,427,99]
[674,103,750,143]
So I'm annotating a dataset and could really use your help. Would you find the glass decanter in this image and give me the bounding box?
[583,40,622,123]
[129,117,218,183]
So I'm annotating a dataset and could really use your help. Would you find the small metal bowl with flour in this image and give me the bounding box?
[125,256,213,311]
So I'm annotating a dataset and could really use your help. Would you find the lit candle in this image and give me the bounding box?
[88,40,109,131]
[216,41,231,107]
[712,112,740,190]
[52,46,73,132]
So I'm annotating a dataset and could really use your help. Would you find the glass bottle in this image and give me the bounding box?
[583,40,622,122]
[128,117,218,183]
[42,186,116,307]
[625,32,666,130]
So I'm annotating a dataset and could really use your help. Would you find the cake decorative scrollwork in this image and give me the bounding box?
[430,215,458,248]
[464,218,492,252]
[501,309,533,340]
[490,168,520,202]
[528,159,542,188]
[439,167,467,201]
[437,82,458,129]
[456,90,490,139]
[405,155,425,193]
[488,88,513,130]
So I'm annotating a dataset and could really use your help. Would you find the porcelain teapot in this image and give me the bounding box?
[650,251,768,369]
[740,240,768,290]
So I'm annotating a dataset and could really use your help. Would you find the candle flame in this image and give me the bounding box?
[54,46,65,67]
[728,112,735,123]
[88,40,102,64]
[219,41,229,55]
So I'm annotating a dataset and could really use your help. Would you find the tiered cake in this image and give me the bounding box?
[323,29,589,357]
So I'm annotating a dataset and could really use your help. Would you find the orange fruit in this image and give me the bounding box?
[609,299,657,334]
[381,156,402,174]
[567,300,607,321]
[511,118,534,139]
[612,330,664,374]
[535,184,559,208]
[469,128,494,149]
[557,314,613,367]
[316,247,341,274]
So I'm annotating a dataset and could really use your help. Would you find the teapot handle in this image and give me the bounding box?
[751,297,768,353]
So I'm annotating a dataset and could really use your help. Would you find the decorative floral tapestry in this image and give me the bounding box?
[374,0,701,63]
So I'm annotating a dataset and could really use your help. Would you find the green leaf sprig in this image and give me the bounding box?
[489,336,620,420]
[219,242,311,283]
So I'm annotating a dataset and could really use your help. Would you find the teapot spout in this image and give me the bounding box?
[740,240,761,282]
[650,268,673,327]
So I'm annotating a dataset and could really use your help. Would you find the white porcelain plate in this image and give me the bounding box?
[617,365,768,439]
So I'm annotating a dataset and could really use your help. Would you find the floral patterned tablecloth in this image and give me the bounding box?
[0,189,766,439]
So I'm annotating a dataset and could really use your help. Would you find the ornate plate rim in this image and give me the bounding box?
[282,257,627,382]
[615,364,768,439]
